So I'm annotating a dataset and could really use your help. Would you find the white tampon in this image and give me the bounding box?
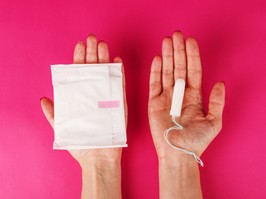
[170,78,185,117]
[164,78,204,167]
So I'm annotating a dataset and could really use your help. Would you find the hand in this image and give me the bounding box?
[40,34,127,168]
[148,31,225,161]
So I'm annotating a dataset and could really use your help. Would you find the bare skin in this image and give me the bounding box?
[148,31,225,199]
[40,34,127,199]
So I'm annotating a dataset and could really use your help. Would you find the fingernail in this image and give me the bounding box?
[174,29,182,33]
[98,40,105,44]
[40,97,44,102]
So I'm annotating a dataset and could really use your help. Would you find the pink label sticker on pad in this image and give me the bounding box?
[98,100,120,108]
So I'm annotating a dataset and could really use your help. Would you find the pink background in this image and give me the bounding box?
[0,0,266,198]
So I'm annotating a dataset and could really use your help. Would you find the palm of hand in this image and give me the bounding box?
[148,32,225,159]
[149,87,215,159]
[41,35,126,165]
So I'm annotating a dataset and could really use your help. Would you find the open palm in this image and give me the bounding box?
[40,35,127,165]
[148,31,225,161]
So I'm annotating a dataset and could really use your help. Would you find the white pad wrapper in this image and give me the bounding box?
[51,63,127,150]
[170,78,185,117]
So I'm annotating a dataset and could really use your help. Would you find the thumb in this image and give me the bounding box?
[207,82,225,133]
[40,97,54,128]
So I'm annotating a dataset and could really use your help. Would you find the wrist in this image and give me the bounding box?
[159,154,202,199]
[80,158,121,175]
[80,158,122,199]
[159,153,199,169]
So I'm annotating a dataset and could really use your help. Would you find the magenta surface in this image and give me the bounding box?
[0,0,266,198]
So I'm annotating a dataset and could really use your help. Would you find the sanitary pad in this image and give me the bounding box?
[51,63,127,150]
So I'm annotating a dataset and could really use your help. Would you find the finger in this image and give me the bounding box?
[114,57,128,126]
[73,41,85,64]
[40,97,54,128]
[173,31,186,80]
[98,41,110,63]
[186,37,202,90]
[86,34,98,63]
[207,82,225,131]
[162,37,174,89]
[149,56,162,99]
